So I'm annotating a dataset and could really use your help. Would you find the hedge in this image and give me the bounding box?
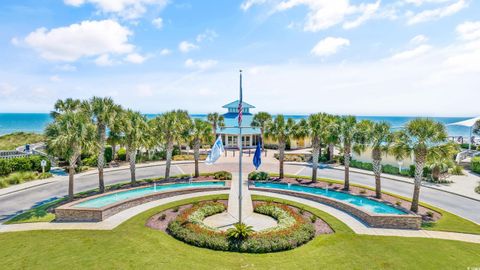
[248,171,269,180]
[472,157,480,174]
[0,155,51,176]
[349,159,414,177]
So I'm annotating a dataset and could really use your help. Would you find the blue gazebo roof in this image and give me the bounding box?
[222,100,255,109]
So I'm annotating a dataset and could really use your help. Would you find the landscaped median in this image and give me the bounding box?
[0,195,479,269]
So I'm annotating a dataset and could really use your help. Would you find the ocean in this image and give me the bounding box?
[0,113,475,138]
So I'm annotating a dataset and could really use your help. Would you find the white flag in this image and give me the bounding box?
[205,136,225,165]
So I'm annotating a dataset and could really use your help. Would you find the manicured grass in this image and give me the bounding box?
[0,195,479,269]
[0,132,44,150]
[4,198,64,224]
[269,173,480,235]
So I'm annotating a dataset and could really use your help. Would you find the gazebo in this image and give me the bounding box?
[217,100,261,149]
[447,116,480,151]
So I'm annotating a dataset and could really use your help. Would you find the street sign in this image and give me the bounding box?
[41,160,47,173]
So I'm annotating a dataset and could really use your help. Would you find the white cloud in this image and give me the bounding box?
[410,34,429,44]
[311,37,350,57]
[179,41,198,53]
[0,83,16,96]
[24,20,134,62]
[240,0,266,11]
[64,0,168,20]
[135,84,154,97]
[196,29,218,43]
[49,75,62,82]
[185,59,218,70]
[124,53,147,64]
[343,1,381,29]
[160,49,171,55]
[95,54,115,66]
[152,17,163,29]
[55,64,77,72]
[404,0,452,6]
[456,21,480,41]
[10,37,20,46]
[407,0,467,25]
[390,44,432,60]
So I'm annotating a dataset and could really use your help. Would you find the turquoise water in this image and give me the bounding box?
[74,181,225,208]
[0,113,475,137]
[254,182,407,215]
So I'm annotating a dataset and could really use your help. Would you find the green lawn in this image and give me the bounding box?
[0,132,45,150]
[0,195,479,270]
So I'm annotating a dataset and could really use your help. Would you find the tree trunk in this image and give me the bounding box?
[112,143,117,160]
[311,138,320,182]
[165,140,174,179]
[279,139,285,179]
[261,128,265,152]
[128,148,137,185]
[344,144,351,190]
[411,149,426,213]
[212,121,217,140]
[194,139,200,178]
[68,154,78,201]
[97,124,106,193]
[432,166,440,181]
[328,143,334,161]
[372,148,382,199]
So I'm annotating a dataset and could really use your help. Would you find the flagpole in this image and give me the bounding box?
[238,70,243,224]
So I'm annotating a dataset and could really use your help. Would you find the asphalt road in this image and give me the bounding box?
[1,163,479,224]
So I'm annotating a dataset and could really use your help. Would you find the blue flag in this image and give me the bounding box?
[253,142,262,170]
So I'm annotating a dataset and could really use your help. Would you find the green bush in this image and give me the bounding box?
[0,171,52,188]
[82,155,97,167]
[0,156,51,176]
[264,144,278,150]
[213,171,232,180]
[472,157,480,174]
[449,165,464,175]
[475,184,480,194]
[104,146,113,163]
[350,160,373,171]
[117,148,127,161]
[248,171,269,180]
[167,202,315,253]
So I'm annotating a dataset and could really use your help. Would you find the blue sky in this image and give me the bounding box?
[0,0,479,116]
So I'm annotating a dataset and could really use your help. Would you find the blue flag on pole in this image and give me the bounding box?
[253,142,262,170]
[205,136,225,165]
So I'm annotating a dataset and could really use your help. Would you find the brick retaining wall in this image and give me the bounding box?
[250,187,422,230]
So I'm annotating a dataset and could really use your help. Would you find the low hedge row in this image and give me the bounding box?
[248,171,269,180]
[0,155,51,176]
[350,159,416,177]
[472,157,480,174]
[167,202,315,253]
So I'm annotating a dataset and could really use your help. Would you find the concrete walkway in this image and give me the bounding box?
[1,189,479,245]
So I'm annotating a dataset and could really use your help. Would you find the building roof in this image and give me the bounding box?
[222,100,255,109]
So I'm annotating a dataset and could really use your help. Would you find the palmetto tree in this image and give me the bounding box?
[153,110,191,179]
[189,119,213,177]
[50,98,82,119]
[426,142,459,181]
[265,115,296,179]
[207,112,225,140]
[45,109,96,200]
[121,110,149,185]
[296,113,336,182]
[358,120,392,199]
[391,118,447,212]
[85,97,122,193]
[251,112,272,151]
[338,115,363,190]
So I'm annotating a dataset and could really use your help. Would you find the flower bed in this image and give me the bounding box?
[165,201,317,253]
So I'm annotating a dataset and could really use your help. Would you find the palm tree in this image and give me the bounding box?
[359,120,392,199]
[45,109,96,200]
[426,142,459,181]
[296,113,336,182]
[391,118,447,212]
[153,110,191,179]
[265,115,296,179]
[189,119,213,177]
[85,97,122,193]
[50,98,82,119]
[107,130,123,160]
[251,112,272,151]
[338,115,363,190]
[121,110,149,185]
[207,112,225,140]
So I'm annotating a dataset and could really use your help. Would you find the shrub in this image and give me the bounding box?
[159,213,166,221]
[264,144,278,150]
[248,171,269,181]
[0,155,50,176]
[449,165,464,176]
[104,146,113,163]
[226,223,254,240]
[475,184,480,194]
[472,157,480,174]
[213,171,232,180]
[172,206,180,213]
[82,155,97,167]
[117,148,127,161]
[310,215,317,223]
[0,171,52,188]
[350,160,373,171]
[426,211,434,218]
[395,201,402,206]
